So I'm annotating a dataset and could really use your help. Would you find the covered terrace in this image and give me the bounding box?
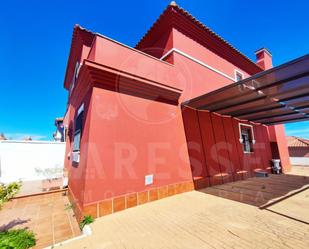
[183,54,309,125]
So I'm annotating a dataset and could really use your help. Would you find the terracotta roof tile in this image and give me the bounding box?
[287,136,309,148]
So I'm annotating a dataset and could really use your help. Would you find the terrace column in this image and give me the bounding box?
[255,48,291,172]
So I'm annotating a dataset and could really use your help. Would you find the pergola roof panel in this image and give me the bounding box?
[183,54,309,125]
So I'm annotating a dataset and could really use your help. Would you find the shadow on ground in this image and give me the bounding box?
[0,218,30,231]
[199,173,309,207]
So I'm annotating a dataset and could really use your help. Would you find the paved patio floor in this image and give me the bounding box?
[202,167,309,208]
[0,191,80,248]
[57,167,309,249]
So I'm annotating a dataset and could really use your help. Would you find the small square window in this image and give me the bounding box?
[235,71,243,81]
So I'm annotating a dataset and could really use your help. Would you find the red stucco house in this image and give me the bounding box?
[62,2,305,220]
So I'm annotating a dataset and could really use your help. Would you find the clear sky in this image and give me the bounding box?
[0,0,308,140]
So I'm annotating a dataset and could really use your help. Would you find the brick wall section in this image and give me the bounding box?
[69,180,194,221]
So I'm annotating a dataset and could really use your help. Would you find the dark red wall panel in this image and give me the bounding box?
[232,118,246,175]
[261,126,273,169]
[222,117,242,175]
[210,113,233,183]
[254,125,268,170]
[182,107,208,178]
[252,123,264,171]
[197,111,221,180]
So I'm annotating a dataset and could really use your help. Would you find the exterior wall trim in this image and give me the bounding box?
[79,60,182,104]
[160,48,237,82]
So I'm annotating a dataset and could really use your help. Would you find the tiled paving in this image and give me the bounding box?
[56,167,309,249]
[0,191,80,248]
[287,165,309,177]
[15,180,43,197]
[267,166,309,224]
[202,170,309,207]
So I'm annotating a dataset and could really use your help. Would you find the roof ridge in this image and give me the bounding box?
[297,136,309,146]
[287,136,309,147]
[135,5,171,49]
[135,3,262,69]
[174,4,257,65]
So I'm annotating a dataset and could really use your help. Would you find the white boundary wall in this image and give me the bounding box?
[290,157,309,166]
[0,140,65,183]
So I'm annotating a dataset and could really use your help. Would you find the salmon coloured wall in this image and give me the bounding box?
[80,86,192,206]
[268,125,291,172]
[66,88,93,209]
[172,29,252,77]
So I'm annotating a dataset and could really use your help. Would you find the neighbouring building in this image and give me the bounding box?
[0,133,7,141]
[53,117,65,142]
[287,136,309,165]
[62,2,308,220]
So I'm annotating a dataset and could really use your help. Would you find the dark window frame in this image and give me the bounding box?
[73,104,84,152]
[240,125,254,153]
[235,71,243,81]
[69,61,80,95]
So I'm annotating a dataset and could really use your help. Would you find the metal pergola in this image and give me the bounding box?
[183,54,309,125]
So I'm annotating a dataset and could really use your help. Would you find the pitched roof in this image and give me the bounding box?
[136,2,262,75]
[63,25,95,89]
[287,136,309,148]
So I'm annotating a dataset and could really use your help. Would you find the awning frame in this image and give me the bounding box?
[183,54,309,125]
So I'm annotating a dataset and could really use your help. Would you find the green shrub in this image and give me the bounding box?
[79,215,94,229]
[0,181,22,209]
[0,229,36,249]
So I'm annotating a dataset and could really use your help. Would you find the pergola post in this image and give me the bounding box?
[268,125,291,172]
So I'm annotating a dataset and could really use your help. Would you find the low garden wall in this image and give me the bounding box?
[290,157,309,166]
[0,140,65,183]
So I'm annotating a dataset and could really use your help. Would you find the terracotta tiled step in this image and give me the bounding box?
[0,191,81,248]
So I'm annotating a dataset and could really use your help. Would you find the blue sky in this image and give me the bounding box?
[0,0,308,140]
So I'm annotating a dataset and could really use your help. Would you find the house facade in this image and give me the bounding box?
[287,136,309,165]
[63,2,290,220]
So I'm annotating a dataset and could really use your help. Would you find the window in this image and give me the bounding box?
[240,125,253,153]
[235,70,243,81]
[73,104,84,152]
[69,61,80,95]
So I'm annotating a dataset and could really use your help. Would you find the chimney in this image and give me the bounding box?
[255,48,272,70]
